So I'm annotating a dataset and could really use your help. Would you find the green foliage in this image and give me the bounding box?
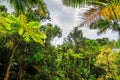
[0,25,119,80]
[90,19,110,35]
[0,5,7,13]
[5,0,48,15]
[62,0,120,36]
[62,0,84,7]
[41,23,62,39]
[115,38,120,48]
[1,1,120,80]
[62,0,112,8]
[0,13,46,44]
[84,39,100,55]
[90,19,120,35]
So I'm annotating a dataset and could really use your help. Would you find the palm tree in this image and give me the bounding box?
[7,0,47,14]
[0,0,49,21]
[62,0,120,34]
[90,18,120,35]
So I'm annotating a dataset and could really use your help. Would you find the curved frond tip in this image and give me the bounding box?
[77,6,102,27]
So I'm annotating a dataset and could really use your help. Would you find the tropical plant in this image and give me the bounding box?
[95,45,116,79]
[90,18,120,35]
[66,27,84,52]
[0,0,50,21]
[62,0,120,34]
[41,23,62,46]
[0,13,46,80]
[1,0,120,80]
[0,0,49,79]
[116,38,120,48]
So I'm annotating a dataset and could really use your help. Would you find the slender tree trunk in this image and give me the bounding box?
[4,41,19,80]
[18,55,24,80]
[62,51,65,71]
[88,56,91,79]
[73,58,76,80]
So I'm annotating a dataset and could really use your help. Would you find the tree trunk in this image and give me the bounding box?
[18,55,24,80]
[4,41,19,80]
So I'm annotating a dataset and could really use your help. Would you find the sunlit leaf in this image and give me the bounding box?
[18,28,24,35]
[39,31,47,39]
[17,14,27,27]
[28,21,40,28]
[23,32,30,42]
[31,34,44,45]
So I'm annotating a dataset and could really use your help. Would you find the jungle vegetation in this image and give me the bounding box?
[0,0,120,80]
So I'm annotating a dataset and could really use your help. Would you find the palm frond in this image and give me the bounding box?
[5,0,48,16]
[78,2,120,26]
[8,0,27,13]
[62,0,84,8]
[78,6,101,27]
[91,19,110,35]
[90,18,120,35]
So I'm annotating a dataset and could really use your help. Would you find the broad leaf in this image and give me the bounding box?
[17,14,27,27]
[23,32,30,42]
[28,21,41,28]
[18,28,24,35]
[38,31,47,39]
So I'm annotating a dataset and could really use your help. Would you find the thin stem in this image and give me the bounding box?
[4,40,20,80]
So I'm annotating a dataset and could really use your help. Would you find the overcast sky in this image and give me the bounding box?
[43,0,119,45]
[0,0,119,45]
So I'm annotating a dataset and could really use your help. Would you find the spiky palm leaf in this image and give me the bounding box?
[62,0,120,29]
[88,2,120,34]
[90,19,120,35]
[79,1,120,26]
[62,0,120,35]
[90,19,110,35]
[78,6,102,27]
[1,0,48,16]
[62,0,84,7]
[8,0,27,13]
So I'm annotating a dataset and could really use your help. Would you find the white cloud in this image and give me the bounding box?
[44,0,77,37]
[79,27,118,40]
[1,0,118,45]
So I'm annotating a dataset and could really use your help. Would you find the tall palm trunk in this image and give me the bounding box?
[4,41,19,80]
